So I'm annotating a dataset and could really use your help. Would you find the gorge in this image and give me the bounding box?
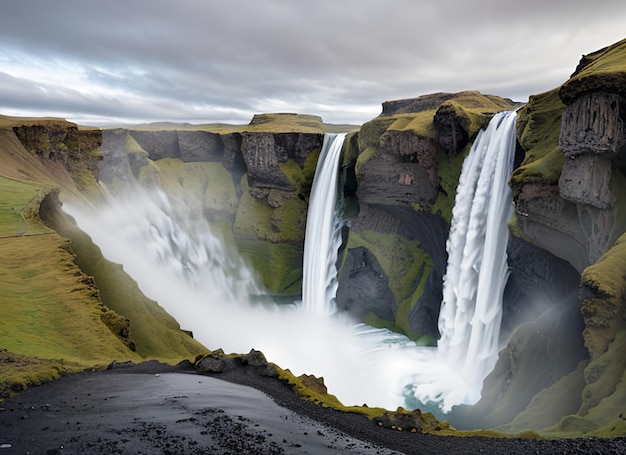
[2,37,626,441]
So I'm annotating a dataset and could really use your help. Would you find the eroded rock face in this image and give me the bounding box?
[12,123,79,166]
[12,121,102,188]
[559,92,626,157]
[336,247,395,321]
[356,134,439,207]
[559,154,613,209]
[515,183,590,272]
[177,131,224,162]
[99,129,136,186]
[240,132,323,193]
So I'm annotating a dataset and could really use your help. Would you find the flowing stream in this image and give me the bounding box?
[64,111,517,414]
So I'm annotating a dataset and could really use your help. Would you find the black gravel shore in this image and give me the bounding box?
[1,361,624,454]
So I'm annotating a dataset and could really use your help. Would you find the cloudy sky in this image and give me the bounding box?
[1,1,625,126]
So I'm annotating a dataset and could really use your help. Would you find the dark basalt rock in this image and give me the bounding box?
[240,132,323,192]
[407,269,443,339]
[336,247,395,321]
[433,103,470,156]
[380,93,460,116]
[99,129,136,186]
[129,130,181,160]
[177,130,224,162]
[196,349,278,378]
[559,92,626,158]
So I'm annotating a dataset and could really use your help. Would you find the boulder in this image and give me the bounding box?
[196,349,233,374]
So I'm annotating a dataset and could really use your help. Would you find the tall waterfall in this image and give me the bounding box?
[437,110,517,403]
[301,133,346,315]
[405,110,518,411]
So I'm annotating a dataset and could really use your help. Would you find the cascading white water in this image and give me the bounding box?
[301,133,346,316]
[404,110,518,411]
[63,112,517,415]
[437,110,517,404]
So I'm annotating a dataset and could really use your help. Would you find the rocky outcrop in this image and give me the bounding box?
[240,131,322,193]
[11,120,102,190]
[496,38,626,434]
[13,121,79,166]
[128,130,226,162]
[336,247,395,321]
[338,92,516,337]
[195,348,278,378]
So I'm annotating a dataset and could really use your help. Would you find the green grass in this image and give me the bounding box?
[0,234,134,362]
[243,113,325,134]
[0,177,51,237]
[560,38,626,103]
[511,88,566,188]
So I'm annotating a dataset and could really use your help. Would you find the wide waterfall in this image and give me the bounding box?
[63,112,517,415]
[301,133,346,316]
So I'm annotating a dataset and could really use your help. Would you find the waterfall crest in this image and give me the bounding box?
[301,133,346,315]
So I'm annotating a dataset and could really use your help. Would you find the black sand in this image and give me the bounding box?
[1,362,624,454]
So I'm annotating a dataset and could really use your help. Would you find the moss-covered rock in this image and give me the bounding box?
[341,92,515,336]
[559,38,626,105]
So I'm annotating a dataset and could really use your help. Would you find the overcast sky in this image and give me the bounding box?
[1,1,625,126]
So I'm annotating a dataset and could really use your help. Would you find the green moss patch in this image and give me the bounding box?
[244,113,325,134]
[387,110,438,137]
[345,230,433,337]
[0,235,139,366]
[581,232,626,316]
[236,238,302,295]
[0,176,52,237]
[511,88,566,188]
[0,350,77,401]
[431,144,471,224]
[560,38,626,104]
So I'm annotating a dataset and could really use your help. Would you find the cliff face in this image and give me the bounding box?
[337,91,517,337]
[10,121,102,192]
[0,118,204,397]
[493,37,626,435]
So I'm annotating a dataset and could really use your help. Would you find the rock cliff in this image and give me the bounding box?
[337,91,517,337]
[10,119,102,192]
[488,37,626,435]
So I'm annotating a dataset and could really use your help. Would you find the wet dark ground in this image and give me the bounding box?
[1,361,625,454]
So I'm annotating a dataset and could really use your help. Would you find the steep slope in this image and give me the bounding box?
[0,117,205,399]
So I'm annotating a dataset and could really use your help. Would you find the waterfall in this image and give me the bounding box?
[301,133,346,315]
[409,110,517,410]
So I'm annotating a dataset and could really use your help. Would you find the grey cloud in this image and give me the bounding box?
[1,0,625,125]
